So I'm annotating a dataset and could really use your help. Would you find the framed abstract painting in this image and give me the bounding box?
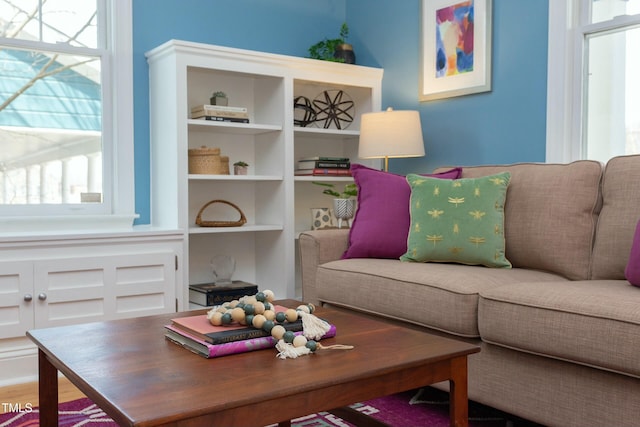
[420,0,492,101]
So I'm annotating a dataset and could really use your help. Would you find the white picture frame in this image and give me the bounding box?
[420,0,492,101]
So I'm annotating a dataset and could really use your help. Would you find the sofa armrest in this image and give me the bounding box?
[299,229,350,306]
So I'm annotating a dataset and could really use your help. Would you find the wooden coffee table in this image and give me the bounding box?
[27,299,479,427]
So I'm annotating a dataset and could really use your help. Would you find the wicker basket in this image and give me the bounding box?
[195,200,247,227]
[188,146,230,174]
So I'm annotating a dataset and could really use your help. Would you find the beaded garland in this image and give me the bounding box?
[206,290,352,358]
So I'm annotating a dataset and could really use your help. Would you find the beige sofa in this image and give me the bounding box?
[299,155,640,427]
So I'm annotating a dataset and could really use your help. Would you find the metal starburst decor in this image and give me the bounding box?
[312,90,354,130]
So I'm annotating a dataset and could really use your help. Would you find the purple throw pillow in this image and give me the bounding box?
[625,219,640,287]
[342,164,462,259]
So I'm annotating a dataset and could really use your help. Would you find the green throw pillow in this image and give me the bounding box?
[401,172,512,268]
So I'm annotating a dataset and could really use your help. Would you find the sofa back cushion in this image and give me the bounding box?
[591,155,640,279]
[438,161,602,280]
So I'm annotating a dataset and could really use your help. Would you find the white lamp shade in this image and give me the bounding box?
[358,108,426,159]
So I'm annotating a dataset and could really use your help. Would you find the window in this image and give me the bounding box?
[547,0,640,164]
[0,0,134,229]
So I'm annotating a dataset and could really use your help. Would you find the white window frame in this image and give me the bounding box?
[0,0,136,232]
[546,0,577,163]
[546,0,640,163]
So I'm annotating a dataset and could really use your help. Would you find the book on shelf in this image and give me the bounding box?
[194,116,250,123]
[189,281,258,307]
[294,168,353,176]
[297,160,351,170]
[164,322,337,359]
[170,304,301,344]
[191,104,248,114]
[298,156,350,162]
[191,110,249,120]
[309,168,352,176]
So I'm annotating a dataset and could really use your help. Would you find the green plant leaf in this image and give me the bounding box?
[312,181,357,198]
[308,23,350,62]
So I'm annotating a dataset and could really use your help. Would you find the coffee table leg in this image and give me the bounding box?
[38,348,59,427]
[449,356,469,427]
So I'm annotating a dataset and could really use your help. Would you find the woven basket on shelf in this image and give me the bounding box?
[188,146,230,175]
[195,200,247,227]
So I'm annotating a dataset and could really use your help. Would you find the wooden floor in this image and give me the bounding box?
[0,376,85,414]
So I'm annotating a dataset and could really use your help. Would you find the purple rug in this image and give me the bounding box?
[0,398,114,426]
[0,387,542,427]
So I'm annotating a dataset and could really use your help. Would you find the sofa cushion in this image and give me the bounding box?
[401,172,511,268]
[591,155,640,279]
[438,161,602,280]
[315,258,567,337]
[479,280,640,378]
[625,220,640,286]
[343,164,462,259]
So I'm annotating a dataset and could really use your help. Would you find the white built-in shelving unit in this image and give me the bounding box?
[146,40,382,303]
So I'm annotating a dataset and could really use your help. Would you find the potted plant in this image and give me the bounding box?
[313,181,357,198]
[333,23,355,64]
[313,181,357,228]
[233,161,249,175]
[210,91,228,106]
[308,23,355,64]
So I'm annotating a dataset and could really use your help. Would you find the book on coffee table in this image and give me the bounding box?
[164,323,337,358]
[170,307,303,344]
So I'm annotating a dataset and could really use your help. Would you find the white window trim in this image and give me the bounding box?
[109,0,135,218]
[0,0,136,233]
[546,0,579,163]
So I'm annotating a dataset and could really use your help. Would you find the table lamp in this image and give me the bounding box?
[358,107,426,171]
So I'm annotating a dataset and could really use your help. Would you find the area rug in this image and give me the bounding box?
[0,387,542,427]
[0,397,114,427]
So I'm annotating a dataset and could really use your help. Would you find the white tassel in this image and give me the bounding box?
[299,311,331,340]
[318,343,354,350]
[275,339,311,359]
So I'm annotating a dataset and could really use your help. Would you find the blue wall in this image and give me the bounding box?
[132,0,549,224]
[133,0,348,224]
[347,0,549,174]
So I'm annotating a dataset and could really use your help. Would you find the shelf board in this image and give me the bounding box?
[188,119,282,134]
[189,224,283,234]
[188,174,283,181]
[294,127,359,138]
[294,176,353,182]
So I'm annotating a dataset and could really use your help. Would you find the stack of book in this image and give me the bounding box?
[190,104,249,123]
[164,305,337,358]
[294,157,351,176]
